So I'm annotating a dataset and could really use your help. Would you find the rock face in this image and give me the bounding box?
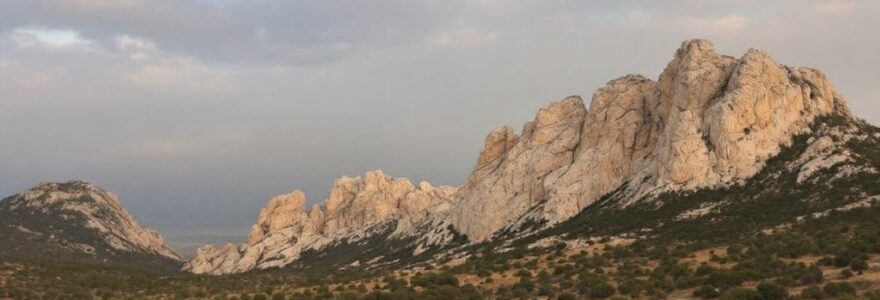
[186,39,855,274]
[184,170,457,274]
[440,39,848,242]
[0,180,181,263]
[446,96,587,242]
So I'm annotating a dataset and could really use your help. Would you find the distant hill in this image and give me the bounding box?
[0,180,181,272]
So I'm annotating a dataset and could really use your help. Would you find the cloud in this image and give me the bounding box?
[121,132,253,160]
[8,27,92,49]
[713,14,748,31]
[811,1,856,15]
[0,0,469,66]
[114,34,157,61]
[675,14,748,33]
[430,28,498,48]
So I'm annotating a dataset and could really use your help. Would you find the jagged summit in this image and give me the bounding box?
[186,39,866,275]
[442,38,849,242]
[0,180,181,268]
[184,170,458,274]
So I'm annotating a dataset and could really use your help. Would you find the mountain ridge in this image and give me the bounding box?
[185,39,863,275]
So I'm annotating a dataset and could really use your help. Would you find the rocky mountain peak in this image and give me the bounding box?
[444,39,850,242]
[0,180,181,262]
[248,190,309,245]
[184,170,457,274]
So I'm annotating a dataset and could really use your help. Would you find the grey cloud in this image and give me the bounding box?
[0,0,470,65]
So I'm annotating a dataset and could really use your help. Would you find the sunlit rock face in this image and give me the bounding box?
[184,170,457,274]
[446,39,846,241]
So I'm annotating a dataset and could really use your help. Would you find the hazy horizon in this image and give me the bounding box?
[2,0,879,250]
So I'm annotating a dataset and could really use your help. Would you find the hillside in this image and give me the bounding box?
[0,180,181,273]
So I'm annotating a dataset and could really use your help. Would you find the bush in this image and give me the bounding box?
[756,282,787,300]
[537,284,554,297]
[253,294,268,300]
[863,289,880,300]
[800,286,824,300]
[514,269,532,278]
[475,269,492,278]
[823,282,856,297]
[271,292,286,300]
[411,272,459,287]
[800,265,824,285]
[719,288,760,300]
[693,285,721,299]
[514,277,535,293]
[850,259,869,273]
[617,279,646,297]
[590,282,616,299]
[557,293,578,300]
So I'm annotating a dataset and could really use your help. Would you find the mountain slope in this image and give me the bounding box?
[186,39,875,276]
[0,180,181,271]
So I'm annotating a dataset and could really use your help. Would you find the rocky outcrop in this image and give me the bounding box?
[184,170,457,274]
[0,180,181,261]
[445,96,587,242]
[445,39,848,241]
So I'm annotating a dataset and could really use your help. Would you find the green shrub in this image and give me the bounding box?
[693,285,721,299]
[590,282,616,299]
[756,282,787,300]
[514,269,532,278]
[271,292,286,300]
[799,265,824,285]
[557,293,578,300]
[800,286,824,299]
[253,293,268,300]
[850,259,869,273]
[719,288,760,300]
[823,282,856,297]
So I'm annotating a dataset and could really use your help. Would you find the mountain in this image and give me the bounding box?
[185,39,877,276]
[0,180,181,271]
[3,39,879,299]
[184,170,459,274]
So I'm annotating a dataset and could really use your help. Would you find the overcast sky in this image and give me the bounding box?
[1,0,878,250]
